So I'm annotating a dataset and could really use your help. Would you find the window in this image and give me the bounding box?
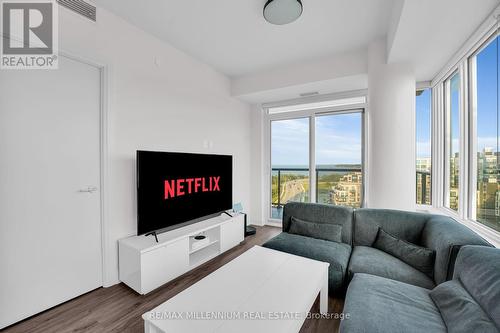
[271,118,310,219]
[444,73,461,212]
[416,89,432,205]
[267,96,366,221]
[470,36,500,232]
[422,24,500,239]
[315,112,363,207]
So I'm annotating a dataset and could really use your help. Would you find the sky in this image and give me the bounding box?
[271,118,309,166]
[416,89,432,158]
[271,113,361,166]
[476,36,499,153]
[416,36,499,159]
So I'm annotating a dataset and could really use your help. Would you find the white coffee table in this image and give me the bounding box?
[142,245,329,333]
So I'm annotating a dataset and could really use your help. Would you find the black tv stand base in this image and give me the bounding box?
[145,231,159,243]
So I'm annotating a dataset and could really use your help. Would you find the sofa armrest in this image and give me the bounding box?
[452,245,500,329]
[421,215,492,284]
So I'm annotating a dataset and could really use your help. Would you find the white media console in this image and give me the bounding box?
[118,213,245,294]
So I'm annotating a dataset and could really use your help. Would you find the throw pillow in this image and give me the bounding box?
[373,228,435,278]
[289,216,342,243]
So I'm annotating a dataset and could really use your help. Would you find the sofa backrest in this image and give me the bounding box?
[453,245,500,329]
[353,208,429,247]
[286,204,492,285]
[354,209,491,284]
[282,202,353,245]
[421,215,492,284]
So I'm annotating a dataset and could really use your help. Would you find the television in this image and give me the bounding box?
[137,150,233,235]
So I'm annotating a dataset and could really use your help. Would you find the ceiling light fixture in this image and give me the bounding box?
[263,0,303,25]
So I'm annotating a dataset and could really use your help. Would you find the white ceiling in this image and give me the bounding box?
[95,0,500,103]
[96,0,395,77]
[387,0,499,82]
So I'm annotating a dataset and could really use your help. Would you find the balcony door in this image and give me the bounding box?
[270,109,364,221]
[271,118,310,219]
[315,112,363,207]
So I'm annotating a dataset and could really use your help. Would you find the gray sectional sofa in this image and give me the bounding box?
[262,202,499,332]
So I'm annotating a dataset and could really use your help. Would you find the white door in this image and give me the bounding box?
[0,56,102,328]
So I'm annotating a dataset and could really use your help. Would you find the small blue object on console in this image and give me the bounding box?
[233,202,243,213]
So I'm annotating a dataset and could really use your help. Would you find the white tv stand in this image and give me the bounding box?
[118,213,245,294]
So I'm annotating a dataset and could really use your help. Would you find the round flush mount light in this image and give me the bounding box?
[263,0,303,25]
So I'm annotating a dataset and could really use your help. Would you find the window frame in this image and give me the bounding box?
[434,62,471,220]
[468,32,500,230]
[443,70,463,214]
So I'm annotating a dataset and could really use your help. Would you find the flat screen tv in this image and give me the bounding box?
[137,150,233,235]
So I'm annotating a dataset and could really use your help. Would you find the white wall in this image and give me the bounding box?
[249,105,265,226]
[59,7,252,286]
[367,39,416,210]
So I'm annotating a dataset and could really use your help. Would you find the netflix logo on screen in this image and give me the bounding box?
[137,151,233,236]
[164,176,221,199]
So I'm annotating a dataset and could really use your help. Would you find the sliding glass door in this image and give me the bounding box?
[315,112,363,207]
[270,109,364,220]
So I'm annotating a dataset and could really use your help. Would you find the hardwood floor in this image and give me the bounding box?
[4,226,344,333]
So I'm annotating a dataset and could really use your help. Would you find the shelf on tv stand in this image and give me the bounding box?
[189,243,220,268]
[189,239,219,255]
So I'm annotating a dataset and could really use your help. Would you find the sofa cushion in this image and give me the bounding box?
[373,228,435,278]
[430,280,498,333]
[348,246,435,289]
[453,245,500,329]
[262,232,351,292]
[283,202,353,245]
[353,208,429,247]
[340,273,446,333]
[289,216,342,243]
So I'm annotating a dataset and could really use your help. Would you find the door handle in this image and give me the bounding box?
[78,186,98,193]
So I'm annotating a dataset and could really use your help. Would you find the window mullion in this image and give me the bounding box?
[444,78,452,209]
[459,61,470,220]
[432,84,444,208]
[309,115,316,204]
[469,55,479,221]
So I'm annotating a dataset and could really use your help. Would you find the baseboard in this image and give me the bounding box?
[265,221,282,228]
